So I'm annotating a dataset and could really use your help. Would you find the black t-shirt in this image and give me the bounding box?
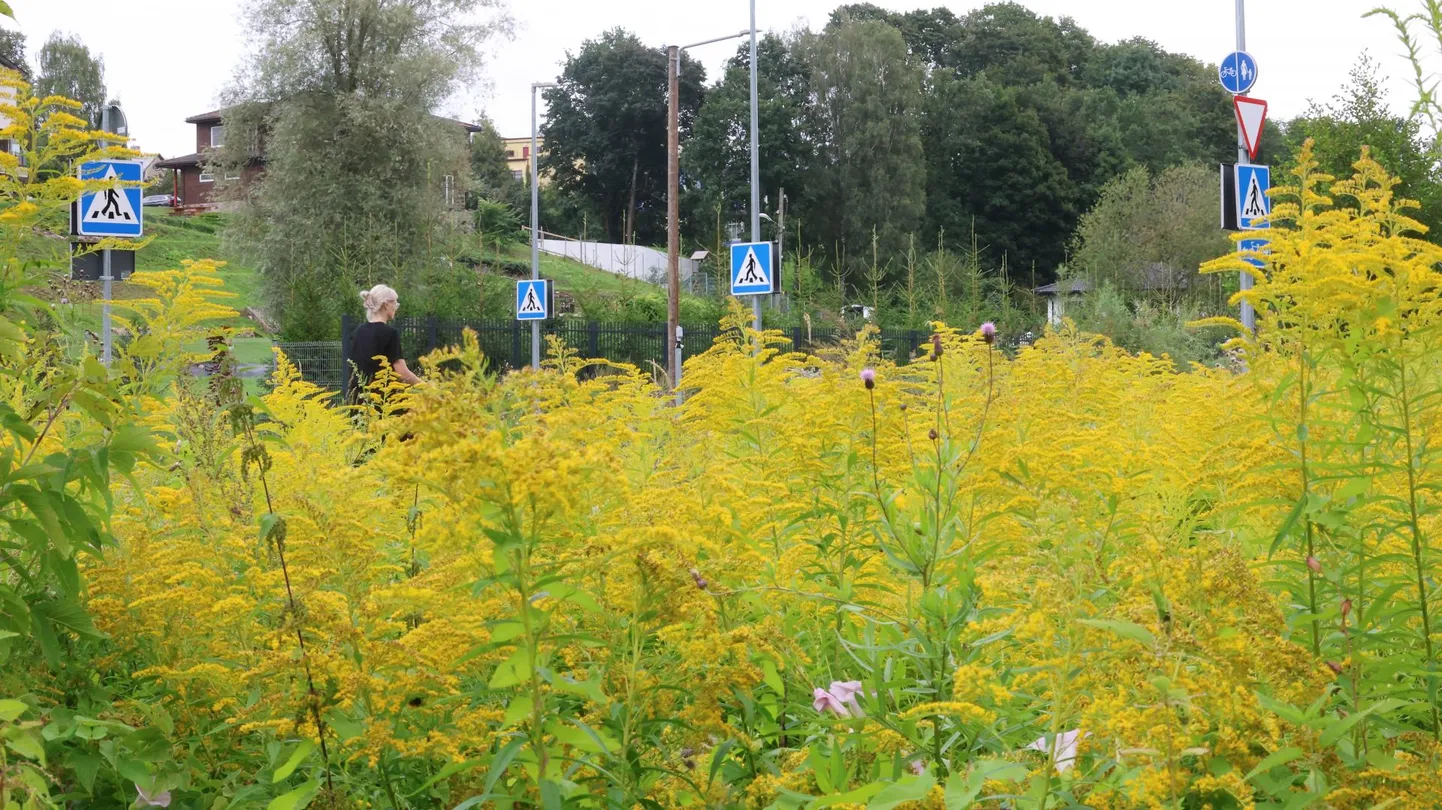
[348,321,402,400]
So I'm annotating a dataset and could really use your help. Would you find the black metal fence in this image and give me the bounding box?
[274,316,930,391]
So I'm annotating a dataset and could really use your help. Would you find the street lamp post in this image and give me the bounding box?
[666,29,750,389]
[530,82,557,371]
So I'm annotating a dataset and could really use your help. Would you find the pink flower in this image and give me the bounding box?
[828,680,864,704]
[860,368,876,389]
[136,785,172,808]
[981,322,996,344]
[1306,555,1322,574]
[908,758,926,775]
[813,687,851,717]
[1026,729,1087,773]
[813,680,867,717]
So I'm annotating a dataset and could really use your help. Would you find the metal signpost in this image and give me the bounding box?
[666,30,750,389]
[1222,0,1259,332]
[748,0,762,334]
[76,104,142,366]
[529,82,557,370]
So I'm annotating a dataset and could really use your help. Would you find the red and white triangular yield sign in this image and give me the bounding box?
[1235,96,1268,161]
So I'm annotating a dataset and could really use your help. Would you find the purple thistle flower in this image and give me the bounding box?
[860,368,876,389]
[981,322,996,344]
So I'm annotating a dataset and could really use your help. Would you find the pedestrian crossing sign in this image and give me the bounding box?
[730,241,775,296]
[76,159,144,238]
[516,279,550,321]
[1236,164,1271,230]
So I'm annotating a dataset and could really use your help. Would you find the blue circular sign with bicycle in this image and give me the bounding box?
[1218,51,1258,94]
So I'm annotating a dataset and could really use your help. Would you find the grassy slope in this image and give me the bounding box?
[489,242,713,311]
[58,216,693,352]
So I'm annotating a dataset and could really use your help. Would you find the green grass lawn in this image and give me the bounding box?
[58,210,267,336]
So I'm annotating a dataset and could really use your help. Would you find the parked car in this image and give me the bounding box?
[142,194,176,207]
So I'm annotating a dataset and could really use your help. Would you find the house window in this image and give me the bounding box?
[209,126,225,148]
[225,171,242,181]
[522,146,530,159]
[443,174,454,206]
[505,149,515,158]
[198,171,214,183]
[511,169,523,181]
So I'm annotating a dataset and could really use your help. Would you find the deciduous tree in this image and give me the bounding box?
[541,29,705,246]
[35,32,105,128]
[800,20,925,281]
[219,0,511,338]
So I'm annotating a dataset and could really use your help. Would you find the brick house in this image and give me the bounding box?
[156,110,262,211]
[158,109,484,211]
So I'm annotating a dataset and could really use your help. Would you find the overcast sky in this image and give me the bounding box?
[3,0,1421,158]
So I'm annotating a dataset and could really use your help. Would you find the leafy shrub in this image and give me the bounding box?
[1067,283,1231,368]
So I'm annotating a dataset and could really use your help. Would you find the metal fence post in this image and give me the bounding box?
[426,315,438,358]
[588,320,600,358]
[340,313,354,382]
[512,321,524,370]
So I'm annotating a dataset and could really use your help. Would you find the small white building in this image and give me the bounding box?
[1034,278,1092,326]
[1034,264,1188,326]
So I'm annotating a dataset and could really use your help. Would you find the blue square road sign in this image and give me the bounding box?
[730,241,775,296]
[516,279,549,321]
[1236,164,1271,231]
[76,159,145,238]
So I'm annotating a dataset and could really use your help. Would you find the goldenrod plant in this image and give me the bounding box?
[7,75,1442,810]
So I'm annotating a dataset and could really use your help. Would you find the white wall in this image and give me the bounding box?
[538,239,697,286]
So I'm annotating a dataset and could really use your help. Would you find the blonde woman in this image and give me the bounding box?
[347,284,422,404]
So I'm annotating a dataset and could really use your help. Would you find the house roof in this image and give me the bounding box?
[183,107,483,132]
[435,115,486,133]
[157,153,202,169]
[0,54,28,78]
[1034,278,1093,296]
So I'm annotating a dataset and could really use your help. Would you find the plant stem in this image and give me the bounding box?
[243,418,336,798]
[1396,352,1440,738]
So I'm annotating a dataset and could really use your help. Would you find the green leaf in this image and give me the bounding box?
[1270,494,1310,558]
[0,699,26,722]
[260,513,283,543]
[809,783,883,807]
[273,740,315,782]
[408,758,483,797]
[945,760,1027,809]
[763,659,785,694]
[1077,618,1155,647]
[267,779,320,810]
[1319,699,1409,747]
[0,694,26,717]
[502,696,532,728]
[868,774,936,809]
[5,730,45,764]
[1244,746,1304,781]
[1336,476,1371,500]
[481,738,525,798]
[488,647,532,690]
